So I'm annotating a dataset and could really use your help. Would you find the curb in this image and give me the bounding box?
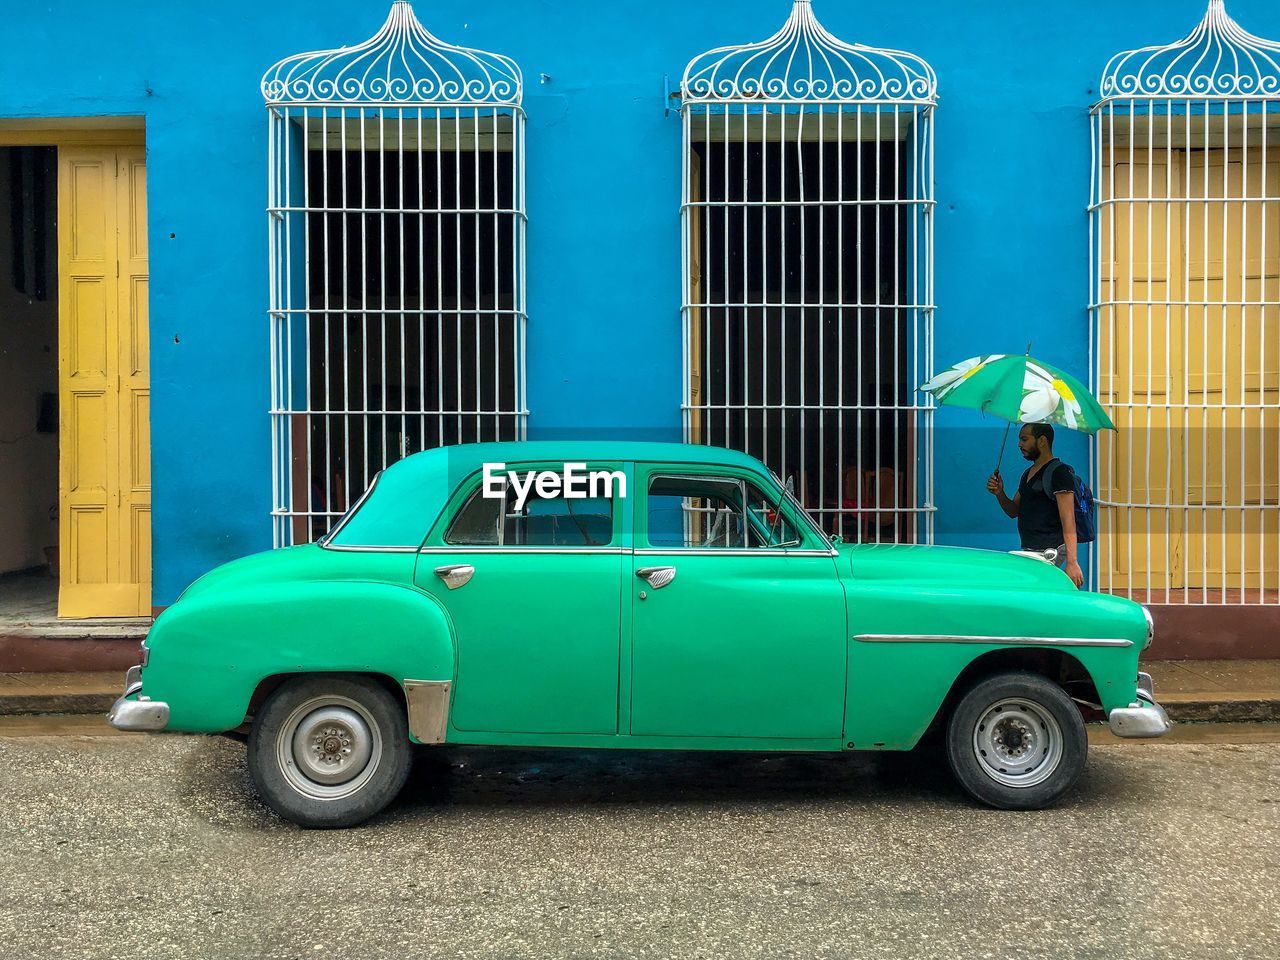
[0,693,1277,723]
[1163,699,1280,724]
[0,691,118,716]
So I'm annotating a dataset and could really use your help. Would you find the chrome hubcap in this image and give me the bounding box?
[972,699,1063,788]
[277,696,382,800]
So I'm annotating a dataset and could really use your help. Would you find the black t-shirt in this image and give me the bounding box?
[1017,459,1075,550]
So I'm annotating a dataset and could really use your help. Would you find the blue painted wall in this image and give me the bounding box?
[2,0,1276,603]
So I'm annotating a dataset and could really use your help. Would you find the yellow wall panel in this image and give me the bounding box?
[69,506,108,584]
[68,278,108,377]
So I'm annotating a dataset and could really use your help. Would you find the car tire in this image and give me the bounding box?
[944,671,1087,810]
[247,675,411,828]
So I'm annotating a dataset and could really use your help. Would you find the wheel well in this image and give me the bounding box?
[921,649,1102,744]
[243,671,405,725]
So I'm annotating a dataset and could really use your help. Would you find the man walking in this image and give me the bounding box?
[986,423,1084,588]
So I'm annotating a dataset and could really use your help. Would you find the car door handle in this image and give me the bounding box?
[635,566,676,589]
[434,564,474,590]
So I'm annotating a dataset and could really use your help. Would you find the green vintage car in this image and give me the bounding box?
[110,441,1170,826]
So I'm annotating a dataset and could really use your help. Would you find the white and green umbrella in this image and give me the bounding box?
[919,352,1116,468]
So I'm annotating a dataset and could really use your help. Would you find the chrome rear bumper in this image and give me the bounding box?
[1107,671,1174,738]
[107,665,170,732]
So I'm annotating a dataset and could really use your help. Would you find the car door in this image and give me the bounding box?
[629,464,847,740]
[414,461,627,735]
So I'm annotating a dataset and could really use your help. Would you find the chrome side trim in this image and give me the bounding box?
[853,633,1134,648]
[418,546,624,555]
[633,548,836,558]
[403,679,452,744]
[318,543,419,553]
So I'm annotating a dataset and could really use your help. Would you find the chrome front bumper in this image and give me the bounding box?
[107,665,170,732]
[1107,671,1174,738]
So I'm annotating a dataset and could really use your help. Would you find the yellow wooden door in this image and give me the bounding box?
[1101,142,1280,598]
[1183,146,1280,592]
[57,145,150,618]
[1099,149,1186,594]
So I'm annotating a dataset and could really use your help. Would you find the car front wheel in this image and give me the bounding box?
[945,671,1087,810]
[247,675,411,828]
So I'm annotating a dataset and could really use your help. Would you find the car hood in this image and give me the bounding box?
[842,543,1074,591]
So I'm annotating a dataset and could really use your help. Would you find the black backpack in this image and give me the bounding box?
[1037,458,1097,545]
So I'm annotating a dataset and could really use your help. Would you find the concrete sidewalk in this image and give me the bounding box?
[1,661,1278,722]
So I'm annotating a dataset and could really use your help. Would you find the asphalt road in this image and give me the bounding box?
[1,722,1278,960]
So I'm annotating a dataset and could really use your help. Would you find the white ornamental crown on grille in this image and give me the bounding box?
[1100,0,1280,100]
[681,0,936,104]
[261,1,522,107]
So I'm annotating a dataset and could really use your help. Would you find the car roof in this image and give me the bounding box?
[326,441,784,548]
[380,440,769,485]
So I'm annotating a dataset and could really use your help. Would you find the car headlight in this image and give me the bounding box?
[1141,605,1154,651]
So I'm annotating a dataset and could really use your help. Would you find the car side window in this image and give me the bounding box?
[444,488,502,545]
[647,475,800,549]
[444,477,614,547]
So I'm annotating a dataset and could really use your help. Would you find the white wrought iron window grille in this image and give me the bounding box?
[263,0,527,545]
[679,0,937,545]
[1091,0,1280,605]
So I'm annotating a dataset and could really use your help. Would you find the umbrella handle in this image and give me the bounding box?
[995,421,1013,476]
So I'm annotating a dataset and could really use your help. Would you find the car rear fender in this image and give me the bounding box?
[140,580,456,734]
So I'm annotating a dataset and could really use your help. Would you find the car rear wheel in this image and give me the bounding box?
[247,675,411,828]
[945,671,1086,810]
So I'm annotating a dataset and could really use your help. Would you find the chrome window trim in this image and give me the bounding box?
[442,464,622,549]
[319,544,420,554]
[853,633,1134,648]
[642,470,827,553]
[418,546,625,556]
[633,547,835,558]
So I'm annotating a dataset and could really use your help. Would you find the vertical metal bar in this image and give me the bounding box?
[1144,98,1153,601]
[1202,96,1210,604]
[1126,98,1135,598]
[893,104,901,543]
[268,108,279,544]
[1240,99,1249,603]
[435,108,444,447]
[759,105,767,468]
[742,102,750,466]
[398,108,407,460]
[359,106,370,497]
[724,103,731,455]
[417,106,426,453]
[836,103,845,541]
[855,101,864,544]
[313,108,331,533]
[873,105,883,542]
[681,105,690,445]
[340,109,351,518]
[818,102,826,524]
[378,108,388,469]
[1163,99,1173,605]
[454,106,464,443]
[1221,98,1230,604]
